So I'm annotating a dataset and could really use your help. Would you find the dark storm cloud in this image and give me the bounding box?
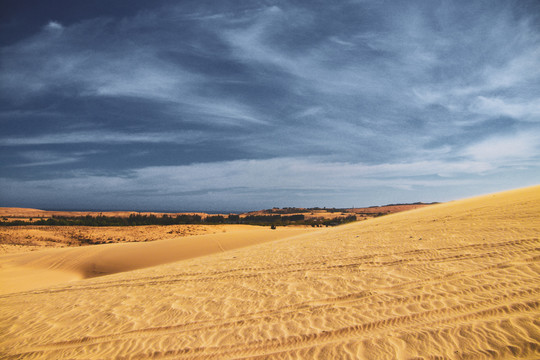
[1,0,539,210]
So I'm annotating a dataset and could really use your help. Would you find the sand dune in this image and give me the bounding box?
[1,185,539,359]
[0,226,316,294]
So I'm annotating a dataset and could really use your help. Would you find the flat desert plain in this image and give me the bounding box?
[0,224,275,253]
[1,186,539,359]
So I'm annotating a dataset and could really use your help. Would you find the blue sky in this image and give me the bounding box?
[1,0,539,211]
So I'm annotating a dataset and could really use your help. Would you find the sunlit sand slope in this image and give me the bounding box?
[1,186,539,359]
[0,226,316,294]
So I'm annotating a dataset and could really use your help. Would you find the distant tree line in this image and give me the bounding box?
[265,207,347,214]
[0,213,358,227]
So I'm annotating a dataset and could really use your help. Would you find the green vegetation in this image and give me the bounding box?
[0,213,358,227]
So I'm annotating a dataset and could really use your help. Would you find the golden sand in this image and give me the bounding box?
[0,225,317,294]
[0,186,539,359]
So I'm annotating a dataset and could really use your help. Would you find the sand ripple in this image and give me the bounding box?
[1,186,539,359]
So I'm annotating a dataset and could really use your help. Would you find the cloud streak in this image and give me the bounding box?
[1,130,204,146]
[1,155,530,209]
[463,132,540,163]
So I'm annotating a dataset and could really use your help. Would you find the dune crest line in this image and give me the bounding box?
[0,226,318,294]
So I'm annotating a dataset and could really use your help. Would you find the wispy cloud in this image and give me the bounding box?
[469,96,540,120]
[0,15,265,128]
[1,157,496,193]
[463,132,540,163]
[3,154,531,210]
[14,150,97,167]
[44,21,64,31]
[1,130,204,146]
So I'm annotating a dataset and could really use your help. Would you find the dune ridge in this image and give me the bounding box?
[0,185,539,359]
[0,226,317,294]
